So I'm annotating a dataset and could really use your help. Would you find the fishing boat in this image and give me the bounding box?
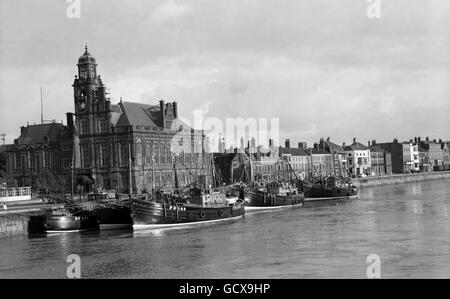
[89,144,133,230]
[243,181,304,210]
[132,187,245,229]
[240,150,304,210]
[299,176,358,202]
[131,154,245,229]
[41,208,99,233]
[283,150,358,202]
[89,192,132,230]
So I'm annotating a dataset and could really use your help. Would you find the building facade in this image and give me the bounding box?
[344,138,371,177]
[3,47,212,194]
[2,122,74,187]
[71,47,211,193]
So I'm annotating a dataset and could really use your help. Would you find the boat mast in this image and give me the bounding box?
[71,143,75,201]
[173,155,180,193]
[128,142,132,196]
[152,152,155,191]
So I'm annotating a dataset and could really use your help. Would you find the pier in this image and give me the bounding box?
[0,201,64,238]
[354,171,450,188]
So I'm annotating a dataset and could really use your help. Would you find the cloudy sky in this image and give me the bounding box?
[0,0,449,148]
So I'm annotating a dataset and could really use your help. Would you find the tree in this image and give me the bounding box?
[32,170,67,194]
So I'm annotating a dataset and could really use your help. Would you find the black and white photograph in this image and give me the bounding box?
[0,0,449,285]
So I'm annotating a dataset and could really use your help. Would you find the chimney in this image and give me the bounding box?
[393,138,398,143]
[418,137,421,143]
[439,138,443,144]
[172,101,178,118]
[372,139,377,146]
[66,113,74,130]
[353,137,356,144]
[269,139,273,148]
[313,142,319,150]
[414,137,418,144]
[20,126,26,134]
[159,100,165,127]
[285,139,290,149]
[368,141,371,147]
[326,137,330,142]
[342,142,346,147]
[426,136,429,141]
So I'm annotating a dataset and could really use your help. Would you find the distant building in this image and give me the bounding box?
[369,140,392,176]
[419,137,445,167]
[317,137,348,177]
[376,139,417,174]
[344,138,371,177]
[280,147,310,179]
[2,122,74,186]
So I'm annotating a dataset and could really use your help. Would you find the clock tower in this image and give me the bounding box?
[73,46,111,135]
[72,46,112,181]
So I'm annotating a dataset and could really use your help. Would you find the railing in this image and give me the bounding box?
[0,187,32,198]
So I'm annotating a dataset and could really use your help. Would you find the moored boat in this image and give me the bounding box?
[42,208,99,233]
[89,192,132,230]
[299,176,358,202]
[131,187,245,229]
[243,181,304,210]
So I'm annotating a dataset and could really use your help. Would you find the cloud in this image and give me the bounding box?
[148,1,194,25]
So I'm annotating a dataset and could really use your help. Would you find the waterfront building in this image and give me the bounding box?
[280,147,310,179]
[376,139,418,174]
[343,138,371,177]
[369,140,392,176]
[317,137,348,177]
[3,47,211,193]
[2,122,74,187]
[419,137,446,167]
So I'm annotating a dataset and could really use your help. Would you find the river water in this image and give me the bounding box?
[1,179,449,279]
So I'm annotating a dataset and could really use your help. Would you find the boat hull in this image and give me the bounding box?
[95,205,132,230]
[244,189,304,208]
[303,184,358,199]
[44,214,99,232]
[131,199,245,228]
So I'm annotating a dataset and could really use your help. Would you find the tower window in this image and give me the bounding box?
[80,119,88,135]
[99,119,108,133]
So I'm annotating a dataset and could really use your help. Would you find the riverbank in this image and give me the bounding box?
[0,202,64,238]
[354,171,450,188]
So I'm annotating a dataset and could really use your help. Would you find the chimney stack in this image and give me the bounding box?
[285,139,290,149]
[172,101,178,118]
[326,137,330,142]
[159,100,165,127]
[66,113,74,130]
[353,137,356,144]
[372,139,377,146]
[20,126,26,134]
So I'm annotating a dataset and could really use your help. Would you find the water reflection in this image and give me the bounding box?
[1,179,450,278]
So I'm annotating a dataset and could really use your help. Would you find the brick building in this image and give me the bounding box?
[3,47,211,194]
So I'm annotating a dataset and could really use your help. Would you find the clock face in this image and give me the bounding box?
[79,100,86,111]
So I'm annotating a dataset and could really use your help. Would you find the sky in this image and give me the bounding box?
[0,0,449,149]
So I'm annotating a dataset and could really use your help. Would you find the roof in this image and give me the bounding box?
[77,46,97,65]
[344,142,368,151]
[16,123,66,145]
[115,101,158,127]
[310,149,331,155]
[324,140,344,153]
[280,147,309,156]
